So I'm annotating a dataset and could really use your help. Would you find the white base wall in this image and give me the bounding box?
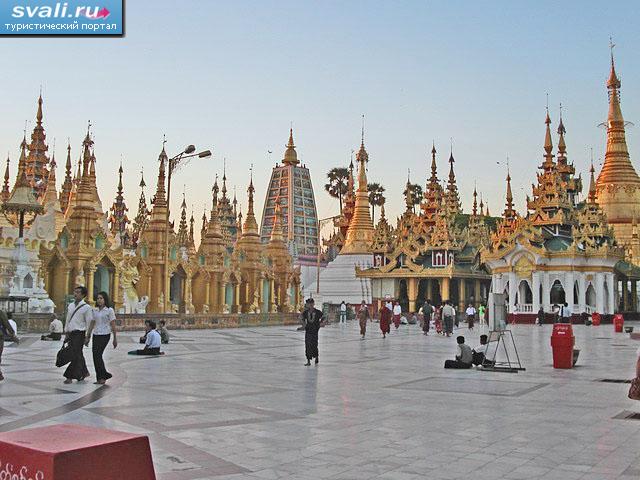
[309,253,373,305]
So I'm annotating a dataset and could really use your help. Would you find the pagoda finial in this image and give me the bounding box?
[503,159,515,220]
[557,103,567,158]
[588,157,597,204]
[242,164,259,236]
[221,157,228,197]
[2,154,10,203]
[429,142,438,182]
[361,114,365,146]
[607,37,621,90]
[282,127,299,165]
[472,185,478,216]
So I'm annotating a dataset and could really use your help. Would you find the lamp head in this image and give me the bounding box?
[184,145,196,154]
[198,150,212,159]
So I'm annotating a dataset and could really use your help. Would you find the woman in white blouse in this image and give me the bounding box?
[85,291,118,384]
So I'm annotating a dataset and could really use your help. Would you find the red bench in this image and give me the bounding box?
[0,424,156,479]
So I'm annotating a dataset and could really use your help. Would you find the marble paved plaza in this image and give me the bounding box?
[1,321,640,479]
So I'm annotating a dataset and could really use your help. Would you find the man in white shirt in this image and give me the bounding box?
[560,302,572,323]
[339,301,347,323]
[63,286,93,383]
[128,320,162,355]
[441,301,456,337]
[472,334,490,366]
[392,301,402,329]
[41,314,63,341]
[465,304,476,330]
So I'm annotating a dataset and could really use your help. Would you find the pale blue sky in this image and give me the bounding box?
[0,0,638,236]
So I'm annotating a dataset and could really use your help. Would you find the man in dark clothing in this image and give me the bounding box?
[422,300,433,335]
[302,298,324,366]
[444,336,473,369]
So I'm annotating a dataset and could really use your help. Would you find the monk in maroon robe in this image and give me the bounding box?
[379,304,391,338]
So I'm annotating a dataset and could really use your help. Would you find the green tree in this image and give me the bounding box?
[367,182,386,223]
[403,183,423,213]
[324,167,349,212]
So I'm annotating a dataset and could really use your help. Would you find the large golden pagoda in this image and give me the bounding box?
[596,48,640,247]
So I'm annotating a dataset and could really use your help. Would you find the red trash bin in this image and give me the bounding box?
[613,313,624,333]
[591,312,601,326]
[551,323,574,369]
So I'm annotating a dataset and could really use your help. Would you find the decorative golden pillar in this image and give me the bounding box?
[219,281,226,312]
[632,280,638,312]
[112,269,120,311]
[205,281,211,312]
[474,279,481,307]
[407,278,418,313]
[441,277,450,302]
[458,279,466,312]
[64,269,70,296]
[234,283,241,313]
[86,267,95,305]
[269,278,275,312]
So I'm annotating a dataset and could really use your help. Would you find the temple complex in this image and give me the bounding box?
[0,95,300,316]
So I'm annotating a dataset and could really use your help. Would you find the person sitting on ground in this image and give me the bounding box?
[129,320,163,355]
[157,320,170,344]
[139,319,151,343]
[41,314,63,341]
[472,334,489,366]
[444,336,473,369]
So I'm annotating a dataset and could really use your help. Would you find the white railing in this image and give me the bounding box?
[516,304,533,313]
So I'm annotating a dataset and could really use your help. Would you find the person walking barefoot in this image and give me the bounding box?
[379,302,391,338]
[85,291,118,385]
[358,301,370,339]
[302,298,324,365]
[63,286,93,384]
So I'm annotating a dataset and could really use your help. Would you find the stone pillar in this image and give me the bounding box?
[622,280,629,311]
[607,273,616,314]
[532,272,541,312]
[542,272,550,311]
[565,272,575,310]
[578,274,587,313]
[508,272,517,313]
[407,278,418,312]
[441,277,450,301]
[632,280,638,312]
[269,278,275,312]
[205,281,211,311]
[219,282,226,312]
[458,279,466,312]
[474,279,481,308]
[595,272,605,314]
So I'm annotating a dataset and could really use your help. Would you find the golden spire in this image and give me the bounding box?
[404,169,413,212]
[176,192,189,246]
[270,196,285,243]
[132,168,151,246]
[597,42,640,186]
[430,141,437,181]
[479,193,484,217]
[153,143,168,208]
[542,107,554,170]
[486,202,490,217]
[26,92,50,187]
[557,104,567,162]
[472,186,478,216]
[43,150,59,207]
[108,162,129,239]
[503,168,516,220]
[588,161,597,204]
[341,128,375,254]
[242,166,259,237]
[2,155,10,203]
[445,145,461,215]
[282,128,299,166]
[59,141,73,213]
[221,158,228,198]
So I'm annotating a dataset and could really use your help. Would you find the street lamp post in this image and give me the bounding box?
[163,145,212,312]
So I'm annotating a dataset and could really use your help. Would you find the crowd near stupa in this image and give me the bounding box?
[0,49,639,323]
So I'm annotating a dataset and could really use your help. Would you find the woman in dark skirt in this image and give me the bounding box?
[302,298,324,366]
[85,291,118,384]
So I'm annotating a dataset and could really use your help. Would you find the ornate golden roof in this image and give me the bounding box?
[282,128,299,166]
